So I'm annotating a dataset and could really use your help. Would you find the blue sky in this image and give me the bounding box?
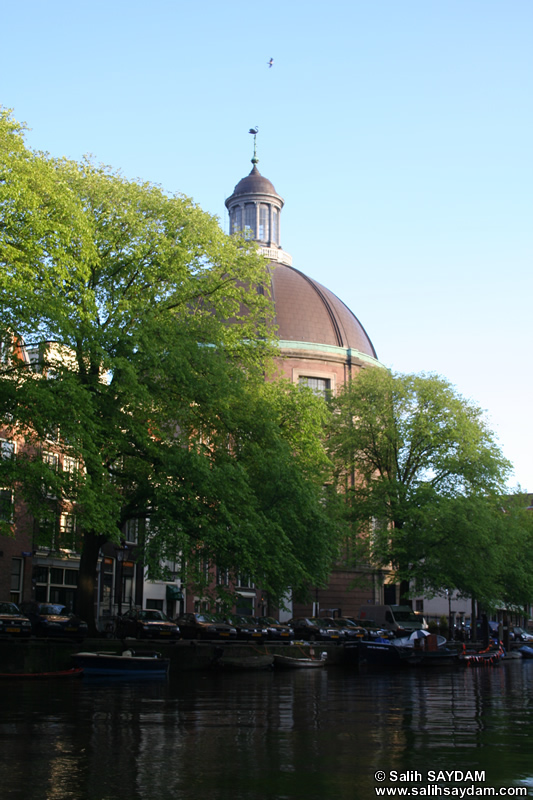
[2,0,532,491]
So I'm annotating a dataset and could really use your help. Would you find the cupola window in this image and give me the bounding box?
[231,206,242,234]
[258,205,269,241]
[244,204,256,238]
[272,208,279,245]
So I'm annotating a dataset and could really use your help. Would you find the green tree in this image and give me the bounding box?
[145,379,339,607]
[327,367,531,607]
[0,110,336,629]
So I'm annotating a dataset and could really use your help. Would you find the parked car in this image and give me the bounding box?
[510,626,533,642]
[19,601,88,640]
[221,614,267,641]
[349,617,391,639]
[321,617,366,640]
[0,601,32,638]
[254,616,295,641]
[116,608,180,640]
[287,617,343,643]
[175,612,237,640]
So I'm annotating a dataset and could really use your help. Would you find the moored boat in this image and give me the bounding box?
[72,649,170,677]
[273,652,327,669]
[391,630,461,668]
[460,643,505,667]
[0,667,84,679]
[406,648,462,668]
[349,637,413,669]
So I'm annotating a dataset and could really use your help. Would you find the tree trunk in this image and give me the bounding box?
[77,530,106,636]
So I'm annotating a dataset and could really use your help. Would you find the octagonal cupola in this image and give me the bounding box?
[225,130,292,266]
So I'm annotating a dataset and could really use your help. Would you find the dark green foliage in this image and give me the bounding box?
[328,367,532,608]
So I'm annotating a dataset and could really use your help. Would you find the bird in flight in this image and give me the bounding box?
[268,58,273,68]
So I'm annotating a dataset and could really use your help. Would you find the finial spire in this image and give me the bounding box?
[248,126,259,166]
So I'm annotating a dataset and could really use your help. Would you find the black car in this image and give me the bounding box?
[221,614,268,641]
[287,617,342,643]
[350,618,391,639]
[0,601,32,638]
[19,601,88,640]
[321,617,366,640]
[255,616,295,641]
[175,612,237,640]
[116,608,180,640]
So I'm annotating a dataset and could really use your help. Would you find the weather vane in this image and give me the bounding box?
[248,126,259,166]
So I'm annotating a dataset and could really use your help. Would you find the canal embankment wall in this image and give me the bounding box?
[0,638,345,674]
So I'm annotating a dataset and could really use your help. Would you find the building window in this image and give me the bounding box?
[298,376,331,399]
[146,598,164,611]
[272,208,279,245]
[244,204,255,239]
[59,513,78,552]
[0,488,13,521]
[33,565,77,608]
[236,573,254,589]
[258,205,269,241]
[0,439,15,459]
[123,518,142,545]
[11,558,23,603]
[42,451,60,471]
[231,206,242,234]
[216,567,229,586]
[44,424,60,444]
[63,456,79,475]
[121,561,135,608]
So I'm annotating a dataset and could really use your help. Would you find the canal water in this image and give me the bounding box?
[1,659,532,800]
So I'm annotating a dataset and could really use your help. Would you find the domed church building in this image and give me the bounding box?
[225,146,385,619]
[225,151,381,401]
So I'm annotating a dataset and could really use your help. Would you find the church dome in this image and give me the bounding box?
[228,165,280,200]
[225,145,379,364]
[270,264,377,359]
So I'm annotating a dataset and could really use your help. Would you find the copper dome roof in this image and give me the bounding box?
[270,264,377,359]
[226,165,282,203]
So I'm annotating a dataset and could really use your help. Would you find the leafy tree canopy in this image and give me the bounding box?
[327,367,531,607]
[0,109,336,627]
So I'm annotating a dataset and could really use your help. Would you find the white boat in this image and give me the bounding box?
[391,630,448,649]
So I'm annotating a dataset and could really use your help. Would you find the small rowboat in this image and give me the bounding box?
[273,652,327,669]
[0,667,84,679]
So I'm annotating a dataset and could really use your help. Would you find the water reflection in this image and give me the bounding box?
[0,662,532,799]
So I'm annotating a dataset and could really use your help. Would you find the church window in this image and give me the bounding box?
[298,376,331,399]
[272,208,279,245]
[231,206,242,234]
[244,204,256,238]
[258,205,269,241]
